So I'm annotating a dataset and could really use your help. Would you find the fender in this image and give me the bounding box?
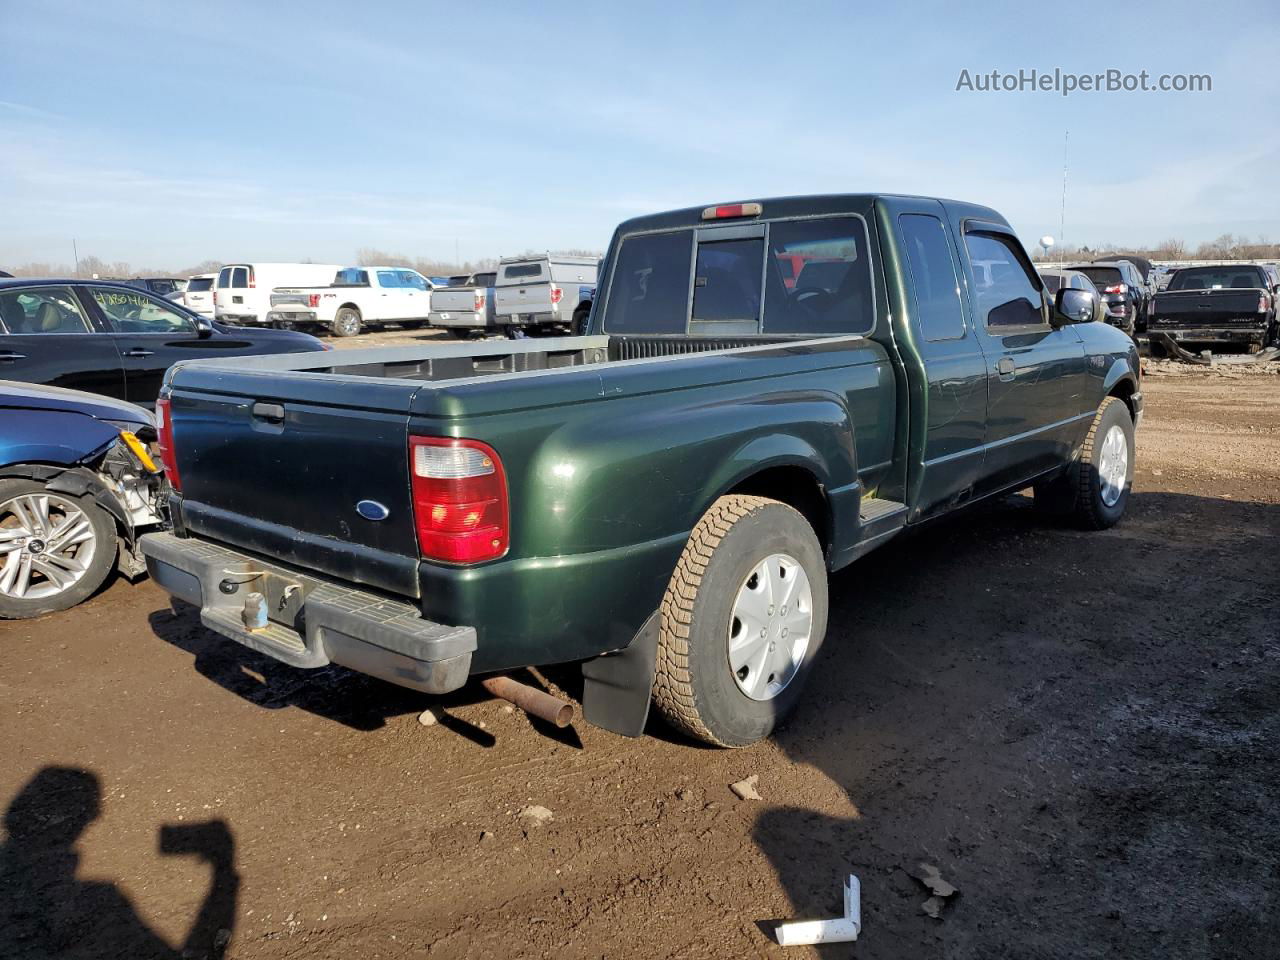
[1101,357,1138,397]
[46,467,133,539]
[0,410,119,470]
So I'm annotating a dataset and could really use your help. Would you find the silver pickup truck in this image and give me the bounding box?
[427,272,497,338]
[493,255,598,335]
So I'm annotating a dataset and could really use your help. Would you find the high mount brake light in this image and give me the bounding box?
[155,396,181,491]
[409,437,508,564]
[701,202,763,220]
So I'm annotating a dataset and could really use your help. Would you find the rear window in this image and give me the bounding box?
[474,272,496,287]
[602,230,694,334]
[187,277,214,292]
[149,279,177,295]
[1075,267,1123,289]
[1167,267,1267,291]
[603,216,875,336]
[502,263,543,281]
[217,267,232,288]
[447,275,471,287]
[1040,274,1062,293]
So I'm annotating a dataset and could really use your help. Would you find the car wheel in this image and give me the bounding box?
[332,308,362,337]
[0,479,117,620]
[1070,397,1134,530]
[652,495,828,747]
[572,307,590,336]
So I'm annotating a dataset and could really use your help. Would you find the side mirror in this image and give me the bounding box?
[195,318,214,339]
[1054,287,1097,325]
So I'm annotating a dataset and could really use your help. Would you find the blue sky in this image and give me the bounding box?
[2,0,1277,268]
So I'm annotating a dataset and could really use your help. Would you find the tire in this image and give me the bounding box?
[652,495,829,747]
[332,307,362,337]
[0,479,117,619]
[572,307,590,336]
[401,320,426,330]
[1069,397,1134,530]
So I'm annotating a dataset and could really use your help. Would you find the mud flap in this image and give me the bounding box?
[581,611,658,738]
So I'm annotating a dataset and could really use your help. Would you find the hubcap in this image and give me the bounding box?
[0,493,96,601]
[1098,424,1129,507]
[727,553,813,701]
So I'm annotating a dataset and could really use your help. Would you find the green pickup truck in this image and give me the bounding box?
[141,194,1141,747]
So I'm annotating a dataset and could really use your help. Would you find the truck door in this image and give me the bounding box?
[375,270,411,320]
[960,223,1086,494]
[891,207,989,519]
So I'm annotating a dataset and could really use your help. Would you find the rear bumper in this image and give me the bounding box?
[141,532,475,694]
[266,310,318,325]
[216,313,265,326]
[1150,327,1266,344]
[428,311,492,328]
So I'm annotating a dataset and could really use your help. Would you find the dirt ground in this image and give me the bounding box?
[2,356,1278,960]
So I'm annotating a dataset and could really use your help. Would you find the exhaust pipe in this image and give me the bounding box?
[482,675,574,728]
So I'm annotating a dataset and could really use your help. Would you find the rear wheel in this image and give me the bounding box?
[572,306,590,336]
[332,307,362,337]
[0,479,117,619]
[652,495,828,747]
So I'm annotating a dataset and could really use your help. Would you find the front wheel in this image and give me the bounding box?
[0,479,117,619]
[331,307,362,337]
[652,495,828,747]
[1071,397,1135,529]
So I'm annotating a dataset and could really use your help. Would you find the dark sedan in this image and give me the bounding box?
[0,278,329,406]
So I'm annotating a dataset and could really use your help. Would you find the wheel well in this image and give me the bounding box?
[726,466,830,553]
[573,300,591,315]
[1108,378,1138,421]
[339,303,361,316]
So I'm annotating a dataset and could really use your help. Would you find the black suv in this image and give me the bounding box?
[1066,261,1149,336]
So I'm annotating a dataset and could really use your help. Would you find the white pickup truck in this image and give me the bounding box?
[268,266,434,336]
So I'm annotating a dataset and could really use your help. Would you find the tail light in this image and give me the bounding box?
[1104,284,1128,295]
[474,293,486,312]
[248,267,256,289]
[308,294,321,308]
[549,285,563,305]
[409,437,508,564]
[155,396,181,492]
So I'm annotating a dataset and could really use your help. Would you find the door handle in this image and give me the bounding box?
[123,348,155,358]
[0,351,26,361]
[996,356,1016,380]
[251,402,285,422]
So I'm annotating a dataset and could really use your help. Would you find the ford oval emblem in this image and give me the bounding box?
[356,500,390,521]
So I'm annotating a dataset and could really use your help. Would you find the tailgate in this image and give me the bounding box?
[430,288,478,312]
[1151,289,1264,325]
[495,281,550,315]
[168,370,424,597]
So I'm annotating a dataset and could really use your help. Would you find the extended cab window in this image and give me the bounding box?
[963,232,1044,327]
[0,287,91,334]
[602,230,693,334]
[899,214,965,341]
[91,287,193,333]
[764,217,874,334]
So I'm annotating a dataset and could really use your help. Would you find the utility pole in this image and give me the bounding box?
[455,238,460,268]
[1059,130,1068,253]
[72,238,80,277]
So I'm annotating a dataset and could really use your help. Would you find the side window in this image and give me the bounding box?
[0,287,91,334]
[899,214,965,341]
[90,287,194,333]
[692,238,763,324]
[399,271,427,290]
[376,270,401,288]
[231,267,248,289]
[764,216,874,334]
[217,267,231,288]
[963,232,1044,328]
[601,230,693,334]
